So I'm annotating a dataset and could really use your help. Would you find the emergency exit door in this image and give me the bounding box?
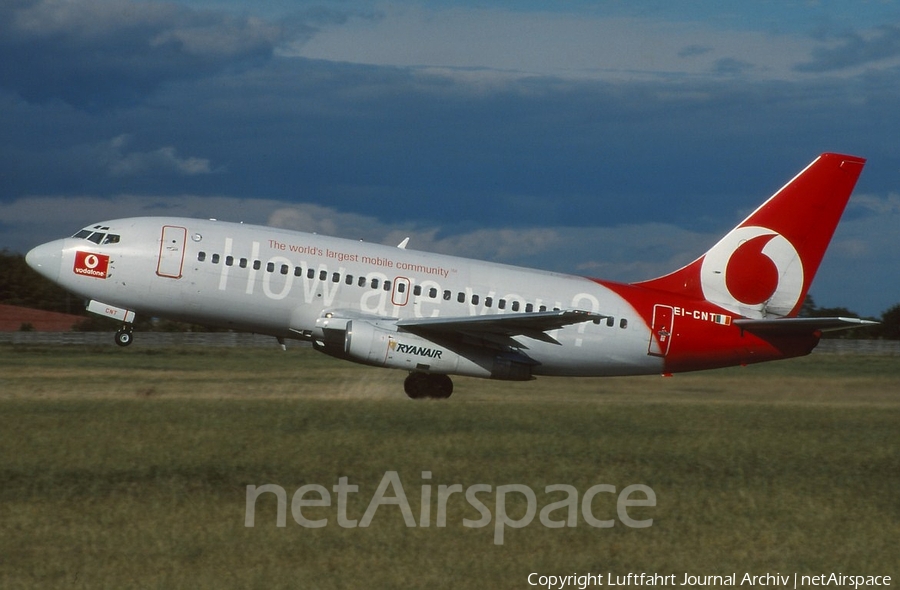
[157,225,187,279]
[648,304,674,357]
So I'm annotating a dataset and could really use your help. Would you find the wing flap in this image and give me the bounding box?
[396,310,607,345]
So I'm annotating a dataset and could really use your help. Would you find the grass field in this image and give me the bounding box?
[1,345,898,589]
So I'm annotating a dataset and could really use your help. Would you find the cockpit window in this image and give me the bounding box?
[72,228,121,245]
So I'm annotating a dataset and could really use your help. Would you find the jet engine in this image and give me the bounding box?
[315,319,534,381]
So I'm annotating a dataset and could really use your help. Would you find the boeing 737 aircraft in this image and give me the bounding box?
[26,153,875,398]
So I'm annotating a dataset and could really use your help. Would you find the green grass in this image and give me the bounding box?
[1,346,898,588]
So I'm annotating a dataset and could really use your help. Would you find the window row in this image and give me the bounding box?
[195,251,627,328]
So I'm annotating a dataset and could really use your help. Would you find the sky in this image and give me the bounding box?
[1,0,899,316]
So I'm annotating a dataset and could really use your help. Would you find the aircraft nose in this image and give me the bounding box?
[25,240,63,283]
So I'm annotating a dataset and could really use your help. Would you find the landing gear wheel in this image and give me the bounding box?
[431,374,453,399]
[404,372,453,399]
[115,326,134,347]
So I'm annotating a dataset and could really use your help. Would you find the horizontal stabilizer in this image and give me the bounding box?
[734,316,878,335]
[396,310,607,345]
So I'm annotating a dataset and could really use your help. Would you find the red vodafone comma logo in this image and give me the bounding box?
[724,234,780,305]
[73,251,110,279]
[699,226,804,317]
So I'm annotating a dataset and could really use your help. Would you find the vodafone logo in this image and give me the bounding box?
[700,226,803,317]
[73,251,110,279]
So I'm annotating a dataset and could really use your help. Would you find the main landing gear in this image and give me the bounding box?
[115,325,134,347]
[404,372,453,400]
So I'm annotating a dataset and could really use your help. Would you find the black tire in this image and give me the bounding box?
[404,372,453,399]
[431,374,453,399]
[404,372,430,399]
[115,328,133,347]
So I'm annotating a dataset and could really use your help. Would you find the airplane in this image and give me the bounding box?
[25,153,876,398]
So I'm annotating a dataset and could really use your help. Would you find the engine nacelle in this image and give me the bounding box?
[338,320,534,381]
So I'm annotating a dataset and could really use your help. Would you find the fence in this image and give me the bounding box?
[0,331,307,349]
[2,332,898,355]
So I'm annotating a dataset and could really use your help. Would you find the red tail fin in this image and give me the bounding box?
[635,153,866,318]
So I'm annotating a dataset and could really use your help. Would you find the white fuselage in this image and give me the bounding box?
[35,217,662,377]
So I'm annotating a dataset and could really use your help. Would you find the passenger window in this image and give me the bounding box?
[371,279,380,289]
[345,275,354,285]
[398,283,406,293]
[457,292,465,303]
[240,258,247,268]
[212,254,220,264]
[472,294,479,305]
[607,317,615,327]
[253,260,261,270]
[620,319,628,329]
[266,262,274,272]
[294,266,303,277]
[358,276,367,287]
[512,301,520,312]
[319,270,327,281]
[443,290,451,301]
[332,273,340,283]
[225,256,234,266]
[525,303,533,313]
[499,299,506,310]
[281,264,289,275]
[429,288,438,299]
[539,305,547,312]
[485,297,493,308]
[413,285,422,296]
[198,252,206,262]
[383,281,391,291]
[308,268,315,279]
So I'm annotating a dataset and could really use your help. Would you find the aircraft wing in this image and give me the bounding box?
[734,316,878,335]
[395,310,607,346]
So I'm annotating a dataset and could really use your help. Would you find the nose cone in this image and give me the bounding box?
[25,240,63,283]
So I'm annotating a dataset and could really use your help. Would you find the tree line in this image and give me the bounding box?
[2,250,898,338]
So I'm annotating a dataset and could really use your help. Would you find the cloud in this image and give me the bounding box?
[797,25,900,72]
[712,58,754,76]
[848,193,900,216]
[289,6,819,82]
[679,45,713,58]
[266,203,713,282]
[101,135,215,177]
[0,0,285,108]
[3,193,709,280]
[3,192,898,316]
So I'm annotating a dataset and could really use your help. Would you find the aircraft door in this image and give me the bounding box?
[648,304,674,357]
[392,277,411,306]
[157,225,187,279]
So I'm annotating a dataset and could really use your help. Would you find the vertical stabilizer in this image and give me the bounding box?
[634,153,866,318]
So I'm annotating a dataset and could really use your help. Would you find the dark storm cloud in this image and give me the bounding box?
[140,60,898,234]
[0,2,897,315]
[797,24,900,72]
[2,54,897,229]
[0,0,286,109]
